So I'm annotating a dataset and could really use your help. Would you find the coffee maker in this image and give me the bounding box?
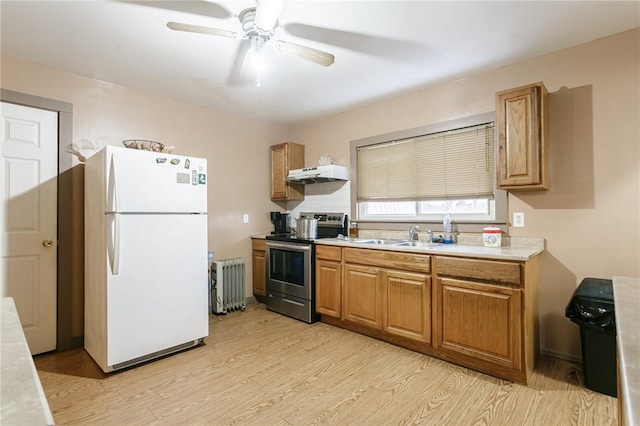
[270,211,291,235]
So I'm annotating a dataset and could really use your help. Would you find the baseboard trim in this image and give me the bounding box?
[540,348,581,363]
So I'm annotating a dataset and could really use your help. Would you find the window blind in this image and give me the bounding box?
[357,123,495,201]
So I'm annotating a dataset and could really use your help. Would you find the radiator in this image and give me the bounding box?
[211,258,246,314]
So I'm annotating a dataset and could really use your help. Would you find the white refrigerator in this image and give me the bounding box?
[84,145,209,373]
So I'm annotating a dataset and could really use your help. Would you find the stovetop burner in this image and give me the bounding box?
[266,234,322,244]
[266,212,347,244]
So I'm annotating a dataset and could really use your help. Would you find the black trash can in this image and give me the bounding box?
[565,278,617,397]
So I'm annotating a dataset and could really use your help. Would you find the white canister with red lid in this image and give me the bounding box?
[482,226,502,247]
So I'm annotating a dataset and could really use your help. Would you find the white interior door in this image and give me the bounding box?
[0,101,58,355]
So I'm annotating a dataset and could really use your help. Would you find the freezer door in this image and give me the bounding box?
[106,214,208,367]
[106,146,207,213]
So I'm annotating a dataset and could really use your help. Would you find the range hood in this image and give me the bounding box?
[287,164,349,184]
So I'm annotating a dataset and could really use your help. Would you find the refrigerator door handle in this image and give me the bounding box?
[108,151,120,213]
[108,213,121,275]
[107,153,121,275]
[112,213,120,275]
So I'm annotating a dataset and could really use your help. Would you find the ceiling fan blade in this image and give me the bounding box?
[227,40,254,86]
[284,23,427,63]
[254,0,285,32]
[123,1,231,19]
[167,22,243,39]
[273,40,335,67]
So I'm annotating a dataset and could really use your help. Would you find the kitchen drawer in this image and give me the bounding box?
[435,256,521,286]
[252,238,266,251]
[316,245,342,261]
[344,248,430,274]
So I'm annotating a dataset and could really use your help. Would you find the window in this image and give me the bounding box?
[350,113,506,224]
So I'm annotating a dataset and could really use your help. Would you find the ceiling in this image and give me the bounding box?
[1,1,638,125]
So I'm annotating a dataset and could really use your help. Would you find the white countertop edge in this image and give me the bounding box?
[612,276,639,426]
[315,239,544,261]
[29,352,55,426]
[1,297,55,426]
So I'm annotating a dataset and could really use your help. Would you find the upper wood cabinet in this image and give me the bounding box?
[270,142,304,201]
[496,82,549,190]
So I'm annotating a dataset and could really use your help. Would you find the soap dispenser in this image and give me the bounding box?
[443,213,453,244]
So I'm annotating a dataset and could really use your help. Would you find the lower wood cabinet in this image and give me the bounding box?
[315,245,342,318]
[342,264,432,343]
[314,244,539,384]
[436,277,521,369]
[382,270,431,344]
[315,259,342,318]
[341,247,432,343]
[251,238,266,302]
[433,255,537,383]
[343,264,382,328]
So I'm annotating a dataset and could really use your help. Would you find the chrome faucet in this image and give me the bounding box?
[408,225,419,241]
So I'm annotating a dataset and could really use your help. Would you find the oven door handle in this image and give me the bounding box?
[266,241,312,252]
[269,294,305,307]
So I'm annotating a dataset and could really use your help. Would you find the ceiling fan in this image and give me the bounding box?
[166,0,335,72]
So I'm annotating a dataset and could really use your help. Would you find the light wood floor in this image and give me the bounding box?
[35,303,617,425]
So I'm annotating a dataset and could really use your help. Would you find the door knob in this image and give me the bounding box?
[42,239,54,248]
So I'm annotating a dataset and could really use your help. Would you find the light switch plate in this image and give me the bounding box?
[243,214,249,224]
[513,212,525,227]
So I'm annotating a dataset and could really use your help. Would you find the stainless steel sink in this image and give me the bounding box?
[394,241,442,248]
[349,238,403,245]
[349,238,441,248]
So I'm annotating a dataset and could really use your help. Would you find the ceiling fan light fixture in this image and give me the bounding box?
[167,0,336,79]
[250,34,265,53]
[250,36,266,71]
[250,35,266,87]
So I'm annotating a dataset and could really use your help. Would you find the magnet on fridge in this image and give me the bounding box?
[170,158,180,165]
[184,159,191,169]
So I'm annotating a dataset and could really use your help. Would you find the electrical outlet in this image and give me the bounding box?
[513,212,525,228]
[242,214,249,224]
